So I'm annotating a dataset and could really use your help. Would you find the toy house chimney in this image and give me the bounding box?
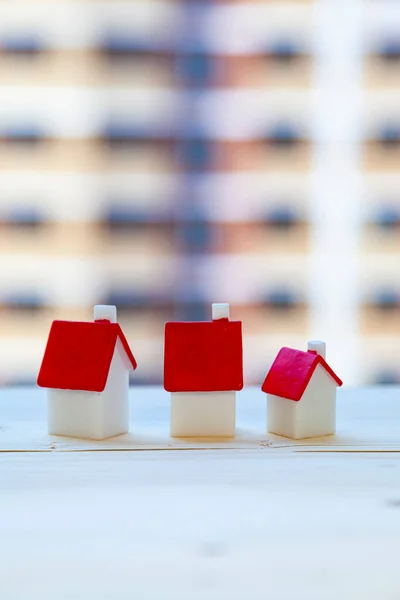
[308,340,326,359]
[212,303,230,321]
[94,305,117,323]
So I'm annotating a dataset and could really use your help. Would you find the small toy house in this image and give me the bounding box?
[37,305,137,440]
[164,303,243,437]
[262,340,342,439]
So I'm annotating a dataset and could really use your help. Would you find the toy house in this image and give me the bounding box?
[37,305,137,440]
[164,303,243,437]
[262,340,342,439]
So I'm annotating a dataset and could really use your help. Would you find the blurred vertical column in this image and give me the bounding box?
[173,0,214,322]
[96,1,182,384]
[183,0,316,383]
[310,0,363,384]
[359,0,400,383]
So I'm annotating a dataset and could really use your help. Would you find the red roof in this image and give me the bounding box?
[262,347,342,401]
[164,319,243,392]
[37,320,137,393]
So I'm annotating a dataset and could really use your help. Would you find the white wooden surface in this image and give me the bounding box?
[2,386,400,599]
[2,385,400,451]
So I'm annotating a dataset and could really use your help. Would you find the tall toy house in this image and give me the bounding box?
[37,305,137,440]
[164,303,243,437]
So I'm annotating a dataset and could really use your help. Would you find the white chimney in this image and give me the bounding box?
[94,305,117,323]
[308,340,326,359]
[212,303,230,321]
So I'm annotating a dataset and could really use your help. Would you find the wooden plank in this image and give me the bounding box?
[1,386,400,451]
[1,449,400,599]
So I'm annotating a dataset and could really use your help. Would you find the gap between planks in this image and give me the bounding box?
[1,445,400,454]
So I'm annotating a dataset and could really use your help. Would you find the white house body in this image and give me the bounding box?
[48,338,131,440]
[170,391,236,438]
[267,364,337,440]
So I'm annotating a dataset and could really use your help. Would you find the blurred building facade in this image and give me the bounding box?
[0,0,399,386]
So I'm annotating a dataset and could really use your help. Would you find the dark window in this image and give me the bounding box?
[100,36,151,60]
[263,290,299,311]
[101,124,151,148]
[377,126,400,148]
[103,206,147,233]
[177,138,211,170]
[379,42,400,64]
[374,207,400,230]
[4,294,44,312]
[267,124,302,148]
[103,291,149,312]
[1,37,42,57]
[176,52,211,85]
[176,220,210,252]
[269,41,301,64]
[181,0,212,5]
[102,292,172,318]
[373,371,400,385]
[264,207,299,230]
[7,377,38,387]
[130,372,162,386]
[176,300,209,322]
[372,291,400,312]
[7,208,43,229]
[3,127,44,145]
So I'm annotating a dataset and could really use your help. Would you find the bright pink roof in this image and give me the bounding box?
[262,347,342,401]
[164,319,243,392]
[37,320,137,393]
